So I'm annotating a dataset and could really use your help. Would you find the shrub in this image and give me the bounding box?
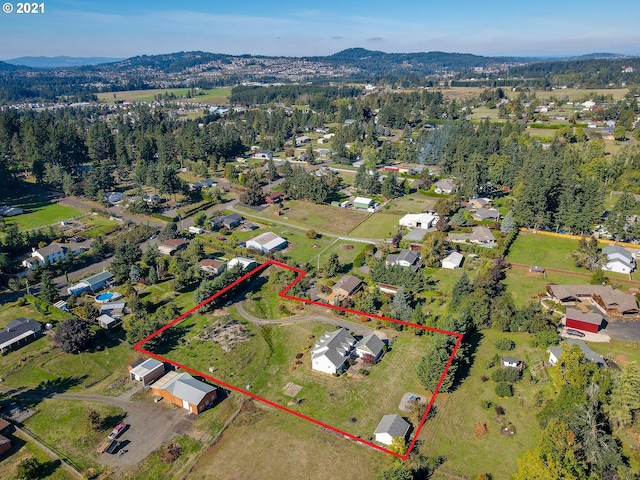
[306,229,317,239]
[491,368,521,383]
[495,338,515,351]
[161,443,182,463]
[481,400,493,409]
[494,406,505,416]
[480,375,489,382]
[495,382,514,398]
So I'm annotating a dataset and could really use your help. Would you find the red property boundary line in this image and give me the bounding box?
[134,259,463,460]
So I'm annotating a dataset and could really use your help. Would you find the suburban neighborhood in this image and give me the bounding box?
[2,17,640,480]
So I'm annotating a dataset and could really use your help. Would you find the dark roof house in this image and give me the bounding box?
[0,318,41,353]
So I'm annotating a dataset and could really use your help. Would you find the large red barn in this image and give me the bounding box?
[565,308,602,333]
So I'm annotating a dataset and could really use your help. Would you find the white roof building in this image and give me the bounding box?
[441,251,464,269]
[399,213,438,229]
[227,257,258,271]
[602,245,635,274]
[246,232,287,253]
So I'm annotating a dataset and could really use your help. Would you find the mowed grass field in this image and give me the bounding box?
[348,212,401,239]
[97,87,232,105]
[237,200,369,235]
[2,198,83,231]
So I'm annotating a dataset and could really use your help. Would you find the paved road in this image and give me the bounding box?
[603,320,640,342]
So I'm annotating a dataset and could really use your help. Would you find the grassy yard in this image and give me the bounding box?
[0,431,71,480]
[186,403,390,480]
[419,329,552,479]
[22,399,125,473]
[506,232,584,272]
[384,193,438,214]
[348,212,401,238]
[79,214,122,238]
[236,200,369,235]
[3,198,83,232]
[97,87,231,105]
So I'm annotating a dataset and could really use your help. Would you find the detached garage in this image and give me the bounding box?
[565,308,602,333]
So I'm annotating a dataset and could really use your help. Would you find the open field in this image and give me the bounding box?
[348,212,401,238]
[186,404,389,480]
[97,87,232,105]
[23,399,125,472]
[506,232,584,273]
[236,201,369,235]
[418,329,552,479]
[384,192,438,214]
[531,88,629,102]
[2,197,83,232]
[150,307,435,442]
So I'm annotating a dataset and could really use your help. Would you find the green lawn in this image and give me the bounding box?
[97,87,232,105]
[3,200,83,232]
[22,399,125,473]
[236,200,369,235]
[0,431,71,480]
[384,193,438,214]
[79,214,122,238]
[506,232,584,272]
[348,212,401,238]
[419,329,552,480]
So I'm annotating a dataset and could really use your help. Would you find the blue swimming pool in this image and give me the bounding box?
[95,292,115,303]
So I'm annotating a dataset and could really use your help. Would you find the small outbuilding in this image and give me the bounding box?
[151,371,217,414]
[441,251,463,270]
[374,414,411,446]
[128,358,166,386]
[97,314,117,330]
[246,232,288,253]
[353,197,374,210]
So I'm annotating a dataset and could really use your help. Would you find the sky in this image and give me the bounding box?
[1,0,640,60]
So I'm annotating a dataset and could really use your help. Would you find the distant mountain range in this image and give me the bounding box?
[4,56,125,68]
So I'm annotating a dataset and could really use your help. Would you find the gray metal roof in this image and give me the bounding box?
[374,414,410,437]
[163,372,216,405]
[82,271,113,287]
[548,340,607,367]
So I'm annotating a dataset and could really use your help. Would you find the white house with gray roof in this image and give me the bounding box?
[374,414,411,446]
[548,340,607,368]
[385,249,421,271]
[602,245,635,274]
[355,333,385,361]
[311,328,356,375]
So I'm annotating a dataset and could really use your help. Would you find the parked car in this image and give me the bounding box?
[108,422,126,440]
[566,329,586,338]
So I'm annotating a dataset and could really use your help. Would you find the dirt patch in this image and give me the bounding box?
[615,354,630,365]
[198,316,250,352]
[398,392,426,413]
[283,382,302,397]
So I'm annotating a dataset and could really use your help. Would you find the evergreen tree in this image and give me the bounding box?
[500,210,516,234]
[324,253,342,277]
[39,269,59,304]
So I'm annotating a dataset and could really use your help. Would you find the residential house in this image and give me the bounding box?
[246,232,288,254]
[374,414,411,446]
[434,179,455,194]
[470,208,501,222]
[265,192,283,205]
[565,308,602,333]
[311,328,357,375]
[222,213,243,229]
[468,198,491,210]
[151,371,217,414]
[296,135,312,145]
[199,259,226,277]
[158,238,190,256]
[448,226,496,248]
[0,205,23,216]
[332,275,363,300]
[67,270,114,296]
[105,192,127,205]
[22,243,67,269]
[252,150,273,160]
[546,284,640,317]
[353,197,375,210]
[355,333,385,362]
[398,213,438,229]
[441,251,464,269]
[227,257,258,271]
[128,358,166,386]
[0,318,41,353]
[187,226,205,235]
[385,249,421,271]
[210,216,225,231]
[548,339,607,367]
[602,245,635,274]
[316,148,332,157]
